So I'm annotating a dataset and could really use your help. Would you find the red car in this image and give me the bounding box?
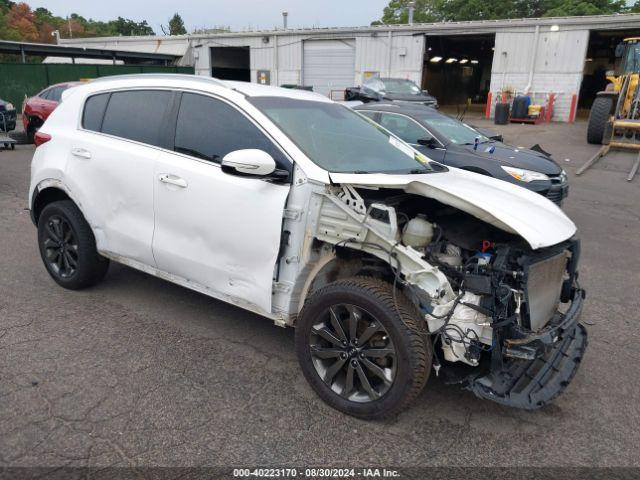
[22,82,82,142]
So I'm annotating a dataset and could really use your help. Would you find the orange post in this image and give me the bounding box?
[546,94,555,122]
[568,94,577,123]
[485,92,493,119]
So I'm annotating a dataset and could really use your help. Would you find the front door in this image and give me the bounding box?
[152,92,291,314]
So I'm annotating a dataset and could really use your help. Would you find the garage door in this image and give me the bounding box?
[303,39,355,99]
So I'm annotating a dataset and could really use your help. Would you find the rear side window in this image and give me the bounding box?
[82,93,110,132]
[173,92,289,168]
[48,86,65,102]
[101,90,172,147]
[39,88,52,100]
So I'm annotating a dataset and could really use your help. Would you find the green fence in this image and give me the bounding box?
[0,63,194,112]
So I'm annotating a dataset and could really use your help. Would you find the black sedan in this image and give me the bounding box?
[346,78,438,108]
[0,97,17,132]
[354,102,568,205]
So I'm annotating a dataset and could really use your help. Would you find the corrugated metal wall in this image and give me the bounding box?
[489,28,589,121]
[194,33,425,91]
[0,63,194,112]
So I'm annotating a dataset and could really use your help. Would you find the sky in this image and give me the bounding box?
[27,0,391,33]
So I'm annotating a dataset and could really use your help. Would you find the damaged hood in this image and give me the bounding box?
[329,168,576,250]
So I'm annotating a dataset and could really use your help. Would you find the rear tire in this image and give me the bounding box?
[37,200,109,290]
[587,96,613,145]
[295,277,431,419]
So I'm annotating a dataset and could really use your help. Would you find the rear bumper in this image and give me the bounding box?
[468,289,587,409]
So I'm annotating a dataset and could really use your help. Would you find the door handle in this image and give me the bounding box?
[158,174,188,188]
[71,148,92,160]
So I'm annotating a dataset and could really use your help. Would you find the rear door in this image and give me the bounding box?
[152,92,291,314]
[65,89,173,266]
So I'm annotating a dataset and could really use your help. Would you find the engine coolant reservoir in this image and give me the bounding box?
[402,214,434,248]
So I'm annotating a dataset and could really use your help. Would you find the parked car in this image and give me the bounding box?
[29,74,586,419]
[0,97,17,132]
[355,102,569,205]
[22,82,81,142]
[346,77,438,108]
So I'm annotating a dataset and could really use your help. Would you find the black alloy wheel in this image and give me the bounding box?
[42,214,79,279]
[309,303,397,402]
[37,200,109,289]
[296,277,431,419]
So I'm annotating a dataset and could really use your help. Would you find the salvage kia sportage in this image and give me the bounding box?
[29,74,587,419]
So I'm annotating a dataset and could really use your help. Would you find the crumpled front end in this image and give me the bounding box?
[301,181,588,410]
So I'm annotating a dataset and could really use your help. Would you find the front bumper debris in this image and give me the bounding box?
[468,289,587,409]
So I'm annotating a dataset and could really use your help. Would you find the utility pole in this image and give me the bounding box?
[67,16,72,38]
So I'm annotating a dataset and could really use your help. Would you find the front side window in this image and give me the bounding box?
[173,92,288,168]
[378,112,428,145]
[418,114,489,145]
[101,90,172,147]
[249,97,433,174]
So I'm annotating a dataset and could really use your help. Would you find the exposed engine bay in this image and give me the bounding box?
[277,182,587,409]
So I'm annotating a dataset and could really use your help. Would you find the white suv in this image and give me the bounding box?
[29,74,587,418]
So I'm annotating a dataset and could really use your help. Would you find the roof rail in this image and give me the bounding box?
[91,73,228,88]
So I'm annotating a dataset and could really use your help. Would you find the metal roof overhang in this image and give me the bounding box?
[0,40,179,62]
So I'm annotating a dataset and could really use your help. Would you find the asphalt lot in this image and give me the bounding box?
[1,117,639,470]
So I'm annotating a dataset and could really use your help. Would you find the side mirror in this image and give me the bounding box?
[221,149,276,177]
[417,137,437,148]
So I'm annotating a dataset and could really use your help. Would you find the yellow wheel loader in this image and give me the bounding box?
[581,38,640,180]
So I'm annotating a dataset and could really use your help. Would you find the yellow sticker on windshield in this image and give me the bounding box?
[415,152,428,164]
[388,136,414,158]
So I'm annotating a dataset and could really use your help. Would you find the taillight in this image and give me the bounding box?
[34,131,52,147]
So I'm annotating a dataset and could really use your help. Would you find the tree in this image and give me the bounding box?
[7,2,38,41]
[162,12,186,35]
[373,0,629,23]
[109,16,154,36]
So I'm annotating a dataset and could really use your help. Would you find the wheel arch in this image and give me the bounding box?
[31,180,88,227]
[294,243,398,320]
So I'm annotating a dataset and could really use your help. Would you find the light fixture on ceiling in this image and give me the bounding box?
[430,56,443,63]
[550,24,560,32]
[445,57,457,63]
[471,59,479,64]
[459,59,469,64]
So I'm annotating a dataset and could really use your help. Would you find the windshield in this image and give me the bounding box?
[419,114,490,145]
[249,97,434,174]
[379,79,422,95]
[622,42,640,74]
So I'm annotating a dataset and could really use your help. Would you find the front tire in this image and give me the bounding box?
[37,200,109,290]
[587,96,613,144]
[295,277,431,419]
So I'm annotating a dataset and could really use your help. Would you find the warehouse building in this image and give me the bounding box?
[60,13,640,122]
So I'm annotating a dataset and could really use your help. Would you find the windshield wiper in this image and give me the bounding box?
[408,168,431,174]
